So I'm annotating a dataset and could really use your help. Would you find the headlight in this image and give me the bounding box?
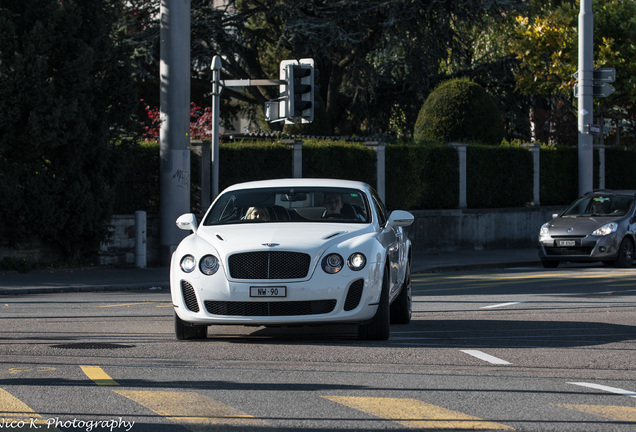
[539,222,550,237]
[199,254,220,275]
[180,255,196,273]
[592,222,618,236]
[322,253,344,274]
[347,253,366,271]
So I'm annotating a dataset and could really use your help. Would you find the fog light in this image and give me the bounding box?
[599,246,607,253]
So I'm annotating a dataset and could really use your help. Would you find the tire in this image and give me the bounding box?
[174,313,207,340]
[358,266,390,341]
[390,261,412,325]
[541,259,559,269]
[614,238,635,268]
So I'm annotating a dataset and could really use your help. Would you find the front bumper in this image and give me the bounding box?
[538,234,620,262]
[170,264,383,326]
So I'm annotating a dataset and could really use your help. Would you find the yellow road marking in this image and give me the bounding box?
[113,389,268,430]
[99,302,153,308]
[80,365,119,386]
[323,396,514,430]
[556,404,636,422]
[0,388,61,430]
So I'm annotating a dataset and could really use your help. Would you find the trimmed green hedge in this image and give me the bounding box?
[467,145,533,208]
[111,140,636,214]
[605,147,636,189]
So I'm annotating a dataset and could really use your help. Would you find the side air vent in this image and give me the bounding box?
[181,280,200,312]
[344,279,364,311]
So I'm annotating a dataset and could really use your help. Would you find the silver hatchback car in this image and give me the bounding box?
[538,190,636,268]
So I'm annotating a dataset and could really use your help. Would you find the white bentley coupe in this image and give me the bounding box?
[170,178,414,340]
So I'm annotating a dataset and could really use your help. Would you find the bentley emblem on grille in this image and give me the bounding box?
[262,243,280,247]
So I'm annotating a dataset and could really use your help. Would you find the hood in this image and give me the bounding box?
[547,216,620,236]
[196,223,374,257]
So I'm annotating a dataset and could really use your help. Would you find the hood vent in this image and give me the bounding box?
[323,231,347,240]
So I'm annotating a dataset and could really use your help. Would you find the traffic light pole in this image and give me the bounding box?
[209,56,288,199]
[577,0,594,196]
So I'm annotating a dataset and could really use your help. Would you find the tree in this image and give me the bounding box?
[414,78,504,145]
[0,0,138,259]
[505,0,636,145]
[125,0,524,138]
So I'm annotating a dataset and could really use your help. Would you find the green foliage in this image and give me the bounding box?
[414,78,504,145]
[219,140,293,191]
[112,141,160,214]
[539,146,578,205]
[0,256,34,274]
[0,0,138,260]
[108,140,636,216]
[466,145,533,208]
[385,144,458,210]
[605,147,636,190]
[302,140,376,184]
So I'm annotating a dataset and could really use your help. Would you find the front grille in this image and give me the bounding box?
[544,246,594,256]
[228,251,311,279]
[344,279,364,311]
[181,280,199,312]
[205,300,336,316]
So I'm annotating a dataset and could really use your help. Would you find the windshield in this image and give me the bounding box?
[203,187,371,225]
[562,194,634,217]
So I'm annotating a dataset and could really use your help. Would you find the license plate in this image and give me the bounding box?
[250,286,286,297]
[557,239,577,247]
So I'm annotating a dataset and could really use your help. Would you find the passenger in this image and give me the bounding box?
[245,207,270,221]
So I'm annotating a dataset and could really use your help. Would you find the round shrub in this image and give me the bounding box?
[414,78,504,145]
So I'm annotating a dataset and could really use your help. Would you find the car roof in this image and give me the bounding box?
[222,178,372,193]
[587,189,636,196]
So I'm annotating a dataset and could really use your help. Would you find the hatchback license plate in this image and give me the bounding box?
[250,287,286,297]
[557,239,577,247]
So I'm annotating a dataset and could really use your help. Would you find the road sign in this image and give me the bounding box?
[573,67,616,82]
[574,82,615,98]
[587,124,601,135]
[593,67,616,82]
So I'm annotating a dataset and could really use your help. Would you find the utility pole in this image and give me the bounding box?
[211,56,222,199]
[159,0,191,265]
[577,0,594,196]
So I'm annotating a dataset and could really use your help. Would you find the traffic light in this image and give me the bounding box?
[280,59,317,124]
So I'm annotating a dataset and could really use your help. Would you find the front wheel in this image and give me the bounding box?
[175,313,207,340]
[390,261,411,325]
[615,238,635,268]
[358,266,390,341]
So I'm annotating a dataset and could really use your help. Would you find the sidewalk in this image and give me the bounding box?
[0,248,540,295]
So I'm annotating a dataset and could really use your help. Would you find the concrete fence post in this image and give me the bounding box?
[365,141,385,203]
[135,210,147,269]
[281,139,303,178]
[532,143,541,206]
[449,142,467,209]
[595,144,605,189]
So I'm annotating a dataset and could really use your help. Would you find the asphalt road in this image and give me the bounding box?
[1,264,635,431]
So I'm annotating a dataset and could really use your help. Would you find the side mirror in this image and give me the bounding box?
[552,213,559,219]
[387,210,414,228]
[176,213,198,233]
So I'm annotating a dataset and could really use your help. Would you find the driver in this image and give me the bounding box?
[324,193,343,216]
